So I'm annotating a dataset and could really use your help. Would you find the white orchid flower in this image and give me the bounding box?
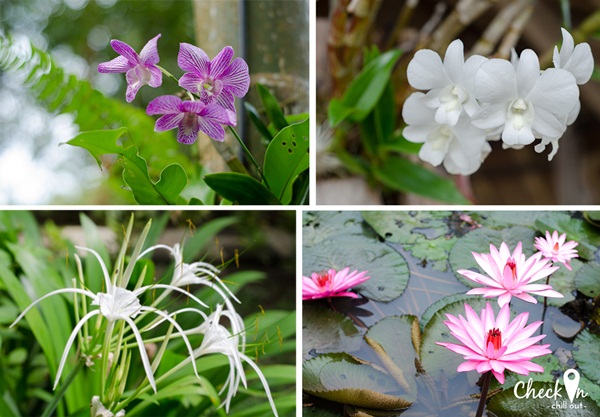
[10,245,205,393]
[402,92,491,175]
[472,48,579,147]
[553,28,594,85]
[407,39,487,126]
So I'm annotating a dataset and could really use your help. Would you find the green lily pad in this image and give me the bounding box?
[303,353,412,410]
[303,211,373,247]
[573,330,600,385]
[420,293,481,332]
[303,211,409,302]
[448,226,536,288]
[574,261,600,298]
[535,212,600,260]
[419,296,489,380]
[580,375,600,408]
[361,211,455,272]
[472,211,546,229]
[487,381,600,416]
[364,316,418,400]
[537,258,582,308]
[303,305,363,358]
[583,211,600,228]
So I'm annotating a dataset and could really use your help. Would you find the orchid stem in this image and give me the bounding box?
[156,65,179,84]
[476,371,492,417]
[227,126,268,185]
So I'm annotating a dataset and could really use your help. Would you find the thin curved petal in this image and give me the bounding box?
[178,43,209,76]
[98,56,133,73]
[110,39,139,64]
[75,246,112,291]
[124,316,156,392]
[139,34,161,65]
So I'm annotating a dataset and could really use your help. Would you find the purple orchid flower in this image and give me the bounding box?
[178,44,250,111]
[146,95,236,144]
[98,34,163,103]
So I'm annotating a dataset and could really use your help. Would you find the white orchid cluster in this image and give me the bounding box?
[10,223,278,416]
[402,28,594,175]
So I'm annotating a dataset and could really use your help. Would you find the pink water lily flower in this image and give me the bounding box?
[437,302,551,384]
[146,95,236,143]
[178,44,250,111]
[534,230,579,271]
[302,267,370,300]
[98,34,163,103]
[457,242,562,307]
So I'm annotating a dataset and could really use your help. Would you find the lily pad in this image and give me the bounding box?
[362,211,454,272]
[573,330,600,385]
[574,261,600,298]
[537,258,582,308]
[419,296,489,380]
[364,316,418,400]
[303,353,412,410]
[448,226,536,288]
[303,211,373,247]
[420,293,480,332]
[303,305,363,358]
[535,212,600,260]
[472,211,547,229]
[487,381,600,416]
[303,234,409,303]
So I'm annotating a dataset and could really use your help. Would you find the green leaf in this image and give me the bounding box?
[303,305,362,357]
[204,172,281,205]
[573,330,600,385]
[372,155,470,204]
[263,118,309,204]
[575,261,600,298]
[244,101,273,140]
[67,128,188,205]
[364,316,418,400]
[154,164,188,205]
[328,49,402,126]
[303,353,412,410]
[379,132,422,155]
[257,83,288,131]
[487,381,600,416]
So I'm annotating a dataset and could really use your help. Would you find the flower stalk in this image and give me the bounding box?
[475,371,492,417]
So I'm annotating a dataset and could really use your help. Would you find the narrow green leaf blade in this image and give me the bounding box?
[204,172,281,205]
[257,84,288,131]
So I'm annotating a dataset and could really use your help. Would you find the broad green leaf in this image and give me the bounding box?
[378,133,422,155]
[372,155,470,204]
[203,172,281,205]
[364,316,418,400]
[487,381,600,416]
[448,226,536,287]
[263,118,309,204]
[154,164,188,205]
[67,128,187,205]
[574,261,600,298]
[419,293,478,331]
[539,258,581,307]
[303,353,412,410]
[303,211,369,247]
[573,330,600,385]
[328,50,402,126]
[257,83,288,131]
[303,305,362,357]
[361,211,455,272]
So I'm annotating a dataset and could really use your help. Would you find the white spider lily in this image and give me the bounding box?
[193,304,278,417]
[10,245,205,393]
[91,396,125,417]
[138,243,245,349]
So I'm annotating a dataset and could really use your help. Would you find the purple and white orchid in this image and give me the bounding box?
[98,34,163,103]
[146,95,236,144]
[178,44,250,111]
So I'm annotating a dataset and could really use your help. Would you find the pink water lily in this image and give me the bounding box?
[178,44,250,111]
[302,267,370,300]
[437,302,551,384]
[98,34,163,103]
[534,230,579,271]
[457,242,562,307]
